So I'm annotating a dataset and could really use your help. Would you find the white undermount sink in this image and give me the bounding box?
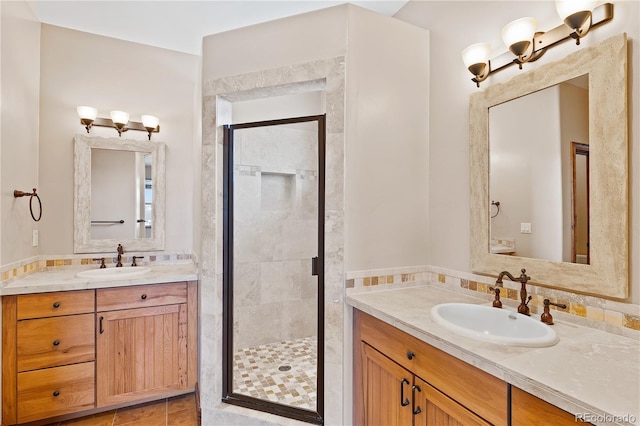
[76,266,151,280]
[430,303,558,347]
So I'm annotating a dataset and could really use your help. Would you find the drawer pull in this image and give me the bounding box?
[53,302,60,308]
[141,294,147,300]
[99,316,104,334]
[406,351,415,360]
[53,390,60,397]
[53,340,60,346]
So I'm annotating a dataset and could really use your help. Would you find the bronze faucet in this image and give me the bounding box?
[540,299,567,325]
[496,268,532,315]
[132,256,144,267]
[93,257,106,268]
[116,244,124,267]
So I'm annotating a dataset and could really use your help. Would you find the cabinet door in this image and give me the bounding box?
[96,304,187,407]
[511,387,583,426]
[413,377,492,426]
[362,343,414,426]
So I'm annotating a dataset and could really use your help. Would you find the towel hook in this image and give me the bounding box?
[14,188,42,222]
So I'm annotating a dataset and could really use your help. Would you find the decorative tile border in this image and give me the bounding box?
[346,265,640,339]
[1,252,196,285]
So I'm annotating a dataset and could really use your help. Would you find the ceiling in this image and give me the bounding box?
[27,1,409,55]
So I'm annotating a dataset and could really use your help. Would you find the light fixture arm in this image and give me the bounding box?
[468,2,613,87]
[79,117,160,137]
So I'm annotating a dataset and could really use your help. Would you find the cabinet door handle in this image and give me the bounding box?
[141,294,147,300]
[53,390,60,397]
[406,351,415,360]
[53,302,60,308]
[412,384,422,415]
[400,378,410,407]
[53,340,60,346]
[99,316,104,334]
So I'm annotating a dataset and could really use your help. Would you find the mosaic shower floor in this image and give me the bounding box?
[233,336,317,410]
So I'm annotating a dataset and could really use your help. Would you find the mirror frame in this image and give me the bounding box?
[74,134,166,253]
[470,33,628,299]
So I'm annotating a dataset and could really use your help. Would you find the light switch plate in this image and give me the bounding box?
[520,223,532,234]
[32,230,39,247]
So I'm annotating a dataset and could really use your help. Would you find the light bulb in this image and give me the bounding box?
[110,110,130,126]
[77,106,97,121]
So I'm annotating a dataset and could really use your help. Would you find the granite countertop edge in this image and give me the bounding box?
[0,263,199,296]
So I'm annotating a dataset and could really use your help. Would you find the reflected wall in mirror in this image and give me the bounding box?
[489,75,589,264]
[470,33,628,298]
[74,134,166,253]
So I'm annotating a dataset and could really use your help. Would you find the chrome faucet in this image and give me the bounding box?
[116,244,124,267]
[495,268,531,315]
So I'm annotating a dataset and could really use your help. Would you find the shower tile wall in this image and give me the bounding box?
[233,125,319,349]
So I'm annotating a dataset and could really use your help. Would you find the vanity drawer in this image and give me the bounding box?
[17,361,95,423]
[97,282,187,312]
[17,314,95,372]
[358,311,508,425]
[17,290,94,320]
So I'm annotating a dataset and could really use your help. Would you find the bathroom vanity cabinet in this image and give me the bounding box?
[354,310,582,426]
[2,281,198,425]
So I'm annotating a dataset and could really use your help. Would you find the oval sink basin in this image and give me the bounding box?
[76,266,151,280]
[431,303,558,347]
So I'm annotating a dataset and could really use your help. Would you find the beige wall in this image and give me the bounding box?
[1,1,41,265]
[395,0,640,304]
[204,4,430,271]
[38,25,200,256]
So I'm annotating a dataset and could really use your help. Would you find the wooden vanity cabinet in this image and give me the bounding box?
[511,387,582,426]
[96,282,197,407]
[3,290,96,424]
[2,281,198,425]
[354,310,507,426]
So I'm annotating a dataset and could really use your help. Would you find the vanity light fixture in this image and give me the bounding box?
[76,107,160,139]
[462,1,613,87]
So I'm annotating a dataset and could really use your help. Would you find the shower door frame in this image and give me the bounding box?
[222,114,326,425]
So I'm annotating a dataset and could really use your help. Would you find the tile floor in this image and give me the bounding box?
[47,393,199,426]
[233,336,317,410]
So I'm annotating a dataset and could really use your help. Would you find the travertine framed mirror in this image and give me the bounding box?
[74,134,166,253]
[469,33,628,298]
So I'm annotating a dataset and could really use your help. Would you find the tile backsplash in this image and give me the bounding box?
[346,265,640,339]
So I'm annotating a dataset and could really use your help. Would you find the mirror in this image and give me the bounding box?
[470,33,628,298]
[489,74,589,263]
[74,134,166,253]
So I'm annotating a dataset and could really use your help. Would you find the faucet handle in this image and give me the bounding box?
[132,256,144,267]
[92,257,106,268]
[519,268,530,284]
[117,244,124,254]
[541,299,567,325]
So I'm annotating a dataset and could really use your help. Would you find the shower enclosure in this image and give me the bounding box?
[222,115,325,424]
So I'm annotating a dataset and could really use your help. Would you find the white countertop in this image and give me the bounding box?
[346,285,640,426]
[0,263,198,295]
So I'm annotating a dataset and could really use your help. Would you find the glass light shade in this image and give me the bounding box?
[462,43,492,69]
[555,0,597,20]
[501,17,538,49]
[110,110,130,125]
[77,106,97,120]
[141,115,160,129]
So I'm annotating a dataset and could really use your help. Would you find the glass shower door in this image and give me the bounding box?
[223,115,325,424]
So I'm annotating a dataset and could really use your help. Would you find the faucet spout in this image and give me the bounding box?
[495,268,532,315]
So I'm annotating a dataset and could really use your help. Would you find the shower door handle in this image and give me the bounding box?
[311,257,319,276]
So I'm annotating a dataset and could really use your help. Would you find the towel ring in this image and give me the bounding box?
[491,200,500,219]
[14,188,42,222]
